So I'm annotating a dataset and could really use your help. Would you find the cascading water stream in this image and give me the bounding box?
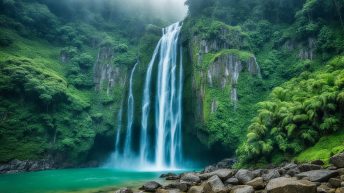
[105,22,184,171]
[123,62,139,158]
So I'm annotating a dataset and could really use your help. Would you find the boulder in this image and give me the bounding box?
[246,177,265,190]
[286,167,300,177]
[187,186,204,193]
[235,170,255,184]
[296,170,338,182]
[157,189,181,193]
[115,188,133,193]
[311,160,325,166]
[317,184,335,193]
[262,170,280,181]
[329,178,342,188]
[230,185,254,193]
[203,175,225,193]
[165,182,190,192]
[140,181,162,192]
[200,169,234,180]
[283,163,298,170]
[181,173,201,184]
[225,178,239,185]
[216,158,236,169]
[298,164,322,172]
[331,153,344,168]
[336,188,344,193]
[266,177,317,193]
[161,173,179,179]
[204,165,217,173]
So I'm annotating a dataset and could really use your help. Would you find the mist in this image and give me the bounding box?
[116,0,188,22]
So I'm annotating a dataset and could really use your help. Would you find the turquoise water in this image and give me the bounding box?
[0,168,176,193]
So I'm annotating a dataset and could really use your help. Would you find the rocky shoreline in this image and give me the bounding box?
[119,153,344,193]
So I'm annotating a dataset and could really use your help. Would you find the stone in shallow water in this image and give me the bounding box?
[115,188,133,193]
[139,181,162,192]
[266,177,316,193]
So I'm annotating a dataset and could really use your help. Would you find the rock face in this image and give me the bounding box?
[0,159,54,174]
[140,181,162,192]
[331,153,344,168]
[266,177,317,193]
[296,170,338,182]
[203,175,225,193]
[235,169,255,184]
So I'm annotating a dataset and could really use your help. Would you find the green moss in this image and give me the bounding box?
[295,131,344,164]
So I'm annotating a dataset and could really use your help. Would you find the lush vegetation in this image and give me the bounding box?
[183,0,344,164]
[0,0,164,165]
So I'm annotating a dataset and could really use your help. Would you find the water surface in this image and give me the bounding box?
[0,168,175,193]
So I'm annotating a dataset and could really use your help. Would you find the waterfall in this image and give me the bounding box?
[105,22,184,171]
[123,62,139,158]
[139,40,162,165]
[155,22,182,169]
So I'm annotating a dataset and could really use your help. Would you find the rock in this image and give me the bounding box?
[311,160,325,166]
[341,175,344,181]
[230,185,254,193]
[187,186,204,193]
[157,189,181,193]
[262,170,280,181]
[216,159,236,169]
[336,188,344,193]
[337,169,344,176]
[283,163,298,170]
[200,169,234,180]
[161,173,178,179]
[298,164,322,172]
[225,178,239,185]
[246,177,265,190]
[329,178,342,188]
[317,184,335,193]
[115,188,133,193]
[341,182,344,187]
[331,153,344,168]
[204,165,217,173]
[266,177,317,193]
[235,169,255,184]
[140,181,162,192]
[297,170,338,182]
[286,167,300,177]
[181,173,201,184]
[165,182,190,192]
[203,175,225,193]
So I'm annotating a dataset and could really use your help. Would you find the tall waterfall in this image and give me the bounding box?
[105,22,184,170]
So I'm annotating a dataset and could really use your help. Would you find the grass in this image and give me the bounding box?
[295,130,344,164]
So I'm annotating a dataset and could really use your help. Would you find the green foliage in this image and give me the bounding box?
[238,57,344,163]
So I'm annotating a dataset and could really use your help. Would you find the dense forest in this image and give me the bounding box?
[0,0,344,170]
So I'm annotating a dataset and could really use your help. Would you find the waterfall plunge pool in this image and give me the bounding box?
[0,168,197,193]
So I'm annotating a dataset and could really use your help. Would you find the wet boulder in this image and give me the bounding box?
[230,185,254,193]
[203,175,225,193]
[180,173,201,184]
[140,181,162,192]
